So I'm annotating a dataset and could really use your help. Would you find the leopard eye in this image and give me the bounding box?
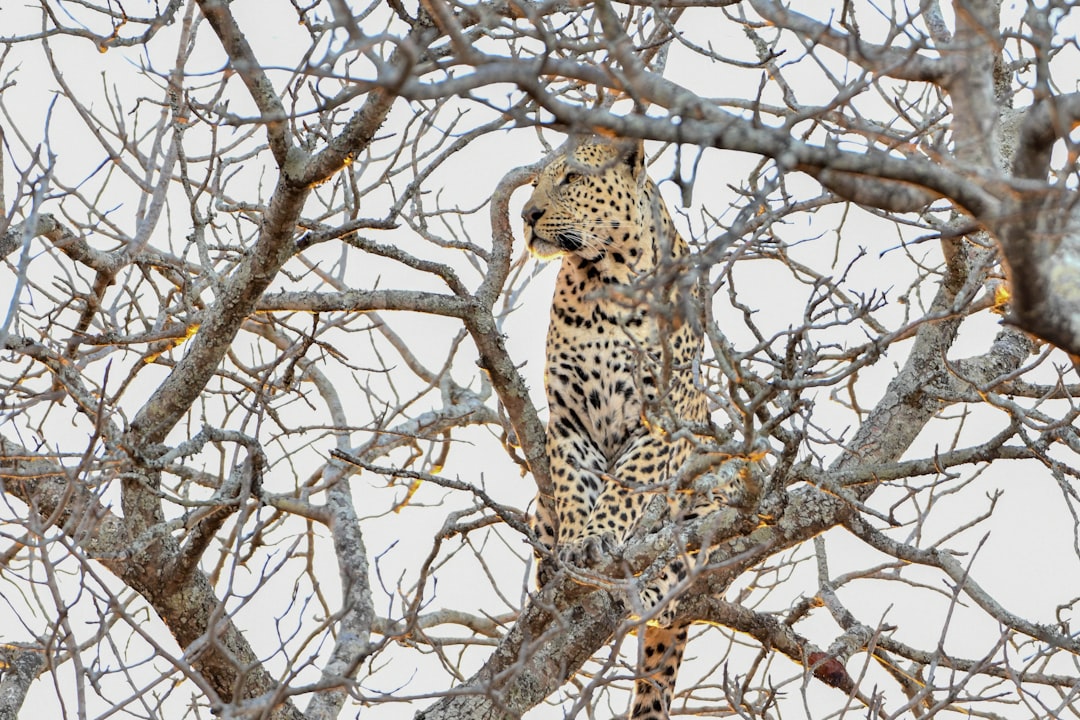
[562,172,581,185]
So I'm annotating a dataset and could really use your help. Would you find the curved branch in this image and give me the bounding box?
[1012,92,1080,180]
[1,214,119,270]
[806,167,938,212]
[468,164,551,496]
[195,0,290,166]
[748,0,948,83]
[303,460,376,720]
[340,60,1002,217]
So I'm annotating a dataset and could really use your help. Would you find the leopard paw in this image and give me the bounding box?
[535,555,558,589]
[558,531,618,568]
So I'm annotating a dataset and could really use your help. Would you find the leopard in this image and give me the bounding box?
[521,136,753,720]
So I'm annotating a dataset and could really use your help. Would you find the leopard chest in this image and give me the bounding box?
[543,280,660,460]
[546,332,644,456]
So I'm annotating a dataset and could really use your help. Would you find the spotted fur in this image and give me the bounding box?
[522,137,748,720]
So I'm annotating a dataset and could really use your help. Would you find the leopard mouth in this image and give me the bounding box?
[527,229,583,259]
[553,230,583,252]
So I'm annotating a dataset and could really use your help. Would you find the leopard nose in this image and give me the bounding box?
[523,205,545,226]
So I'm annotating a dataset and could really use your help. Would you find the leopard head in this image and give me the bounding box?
[522,138,648,263]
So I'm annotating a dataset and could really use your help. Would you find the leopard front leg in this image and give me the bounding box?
[584,431,698,629]
[532,431,607,587]
[580,430,683,551]
[547,430,665,575]
[530,492,559,588]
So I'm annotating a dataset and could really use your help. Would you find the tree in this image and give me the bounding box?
[2,1,1080,718]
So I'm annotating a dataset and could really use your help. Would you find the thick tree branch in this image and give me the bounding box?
[947,0,1001,170]
[415,583,623,720]
[468,164,551,498]
[748,0,948,82]
[256,289,471,317]
[0,437,302,720]
[1012,93,1080,181]
[126,176,309,447]
[676,595,854,692]
[0,643,45,720]
[195,0,291,166]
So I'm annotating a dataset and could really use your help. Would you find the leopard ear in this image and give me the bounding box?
[623,140,646,187]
